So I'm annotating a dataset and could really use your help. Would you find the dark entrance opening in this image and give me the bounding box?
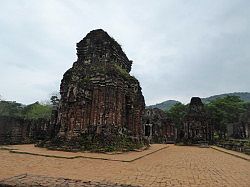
[145,125,151,136]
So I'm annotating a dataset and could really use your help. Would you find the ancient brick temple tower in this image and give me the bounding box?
[52,29,145,150]
[181,97,213,144]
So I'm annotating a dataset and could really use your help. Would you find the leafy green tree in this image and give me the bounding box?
[0,97,52,120]
[166,103,187,129]
[240,102,250,127]
[205,96,245,138]
[22,102,52,120]
[50,95,60,106]
[0,101,23,117]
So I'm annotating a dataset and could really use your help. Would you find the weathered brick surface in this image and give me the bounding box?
[143,108,175,143]
[0,145,249,186]
[181,97,213,144]
[51,29,145,149]
[0,174,139,187]
[0,116,51,145]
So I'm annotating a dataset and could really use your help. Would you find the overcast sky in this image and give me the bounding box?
[0,0,249,105]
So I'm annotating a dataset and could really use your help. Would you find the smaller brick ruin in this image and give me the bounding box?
[240,107,250,139]
[143,108,176,143]
[180,97,213,144]
[227,106,250,139]
[0,116,51,145]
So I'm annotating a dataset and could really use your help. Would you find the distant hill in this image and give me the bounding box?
[201,92,250,103]
[147,100,180,111]
[147,92,250,111]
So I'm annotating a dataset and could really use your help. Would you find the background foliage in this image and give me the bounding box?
[0,100,52,120]
[166,96,249,139]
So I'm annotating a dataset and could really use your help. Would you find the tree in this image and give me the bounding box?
[50,95,60,106]
[22,102,52,120]
[239,102,250,137]
[0,100,23,117]
[166,103,187,129]
[49,91,60,106]
[0,97,53,120]
[205,96,245,138]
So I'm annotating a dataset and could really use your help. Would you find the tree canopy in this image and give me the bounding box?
[0,100,52,120]
[205,96,246,137]
[166,103,187,129]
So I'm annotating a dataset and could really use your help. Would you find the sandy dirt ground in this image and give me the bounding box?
[0,144,249,186]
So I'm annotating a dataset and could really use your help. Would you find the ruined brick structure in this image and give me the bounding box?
[226,122,249,139]
[143,108,176,143]
[240,105,250,139]
[227,105,250,139]
[181,97,213,144]
[49,29,145,150]
[0,116,51,145]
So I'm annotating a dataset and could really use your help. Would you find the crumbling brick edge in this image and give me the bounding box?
[210,146,250,162]
[4,145,169,163]
[0,173,140,187]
